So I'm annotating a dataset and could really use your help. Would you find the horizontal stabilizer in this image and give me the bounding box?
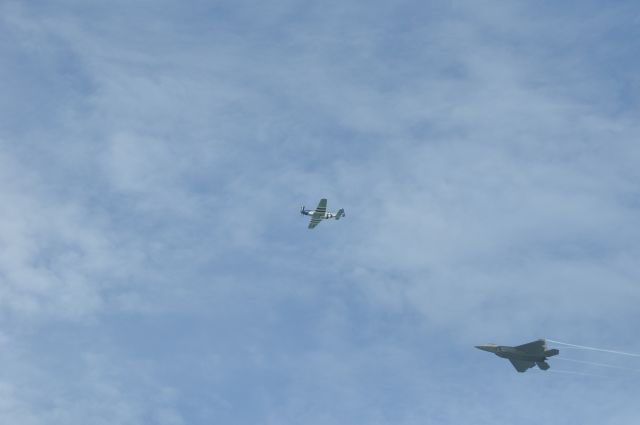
[335,208,345,220]
[536,361,550,370]
[545,348,560,357]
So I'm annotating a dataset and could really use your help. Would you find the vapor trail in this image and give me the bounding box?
[544,369,605,378]
[556,357,640,372]
[546,339,640,358]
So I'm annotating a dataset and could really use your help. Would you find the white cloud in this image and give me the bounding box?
[0,151,113,320]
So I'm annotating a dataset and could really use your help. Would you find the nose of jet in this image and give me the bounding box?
[475,344,497,353]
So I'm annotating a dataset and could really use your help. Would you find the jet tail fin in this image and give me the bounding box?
[335,209,345,220]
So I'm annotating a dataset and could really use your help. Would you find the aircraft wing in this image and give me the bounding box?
[308,215,323,229]
[509,359,536,373]
[308,199,327,229]
[515,339,546,355]
[314,199,327,215]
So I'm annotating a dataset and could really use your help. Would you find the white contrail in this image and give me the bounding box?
[546,339,640,358]
[542,369,606,378]
[556,357,640,372]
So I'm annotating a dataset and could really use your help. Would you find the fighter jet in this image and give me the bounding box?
[475,339,560,372]
[301,198,345,229]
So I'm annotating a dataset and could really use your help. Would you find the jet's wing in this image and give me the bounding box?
[515,339,546,355]
[308,199,327,229]
[509,359,536,373]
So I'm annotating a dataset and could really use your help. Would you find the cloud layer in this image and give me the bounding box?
[1,0,640,423]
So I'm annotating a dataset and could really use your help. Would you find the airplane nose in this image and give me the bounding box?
[475,345,495,353]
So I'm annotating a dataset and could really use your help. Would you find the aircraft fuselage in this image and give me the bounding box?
[301,210,335,219]
[494,346,548,362]
[477,344,559,361]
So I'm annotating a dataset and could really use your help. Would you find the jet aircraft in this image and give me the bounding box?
[301,198,345,229]
[475,339,560,372]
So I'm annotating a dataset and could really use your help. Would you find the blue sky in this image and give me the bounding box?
[1,0,640,423]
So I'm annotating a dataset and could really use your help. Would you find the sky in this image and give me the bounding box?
[1,0,640,423]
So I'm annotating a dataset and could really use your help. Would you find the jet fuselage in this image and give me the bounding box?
[476,344,558,361]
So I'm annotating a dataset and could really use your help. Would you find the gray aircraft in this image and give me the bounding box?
[475,339,560,372]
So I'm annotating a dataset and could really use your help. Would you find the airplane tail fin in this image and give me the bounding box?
[536,361,550,370]
[545,348,560,357]
[335,209,345,220]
